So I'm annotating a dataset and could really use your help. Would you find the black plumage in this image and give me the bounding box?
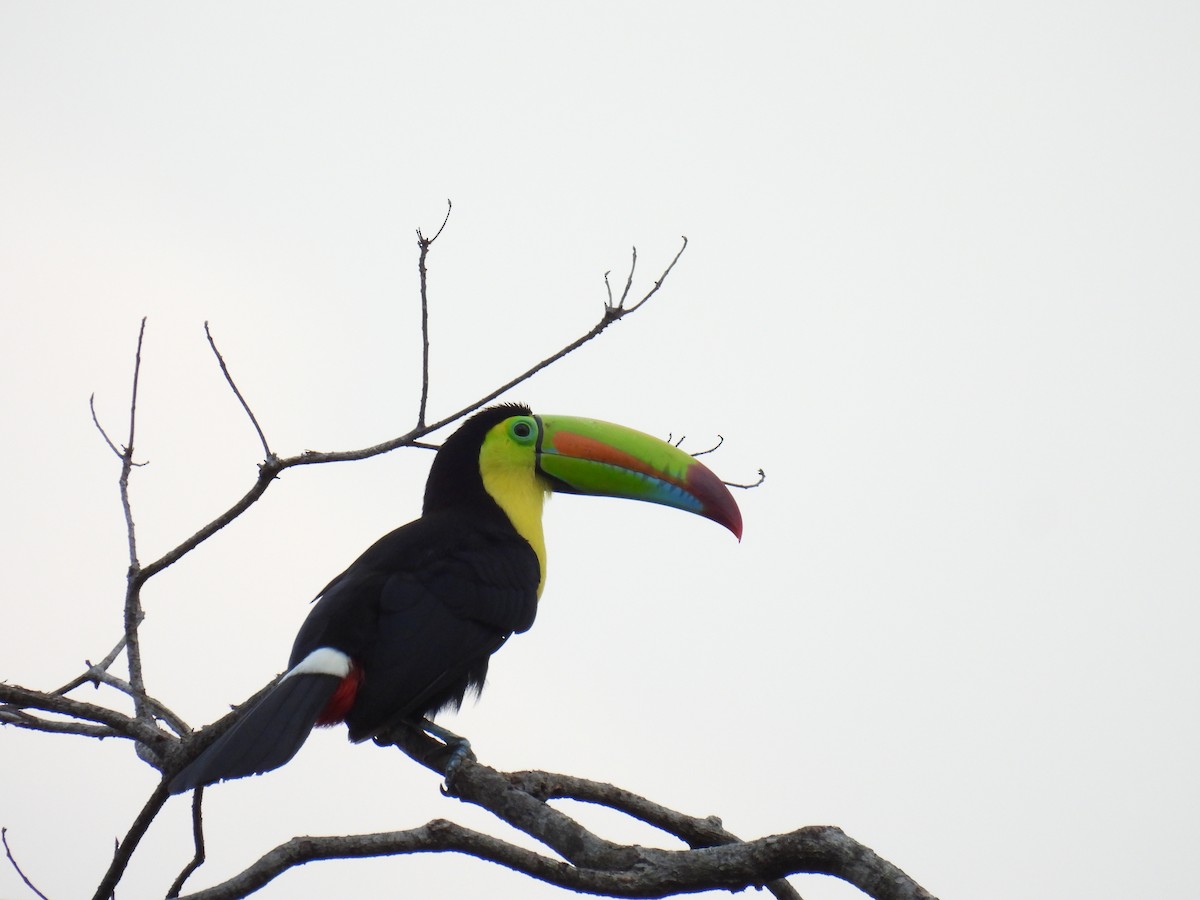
[170,406,540,794]
[296,511,539,742]
[169,402,741,794]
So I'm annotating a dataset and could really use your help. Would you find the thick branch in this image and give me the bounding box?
[176,817,932,900]
[0,682,174,752]
[383,729,800,900]
[91,780,172,900]
[171,729,933,900]
[455,758,637,872]
[512,769,767,851]
[507,772,802,899]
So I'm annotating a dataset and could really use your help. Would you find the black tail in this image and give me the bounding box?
[169,674,342,794]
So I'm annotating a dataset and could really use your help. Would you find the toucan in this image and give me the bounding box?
[169,404,741,794]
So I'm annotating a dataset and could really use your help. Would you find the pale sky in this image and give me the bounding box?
[2,4,1198,899]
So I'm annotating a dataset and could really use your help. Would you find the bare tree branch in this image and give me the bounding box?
[415,200,452,428]
[726,468,767,489]
[0,707,122,740]
[91,781,172,900]
[89,392,123,460]
[166,788,207,898]
[0,683,173,751]
[669,433,765,490]
[173,796,932,900]
[119,317,150,726]
[66,680,281,897]
[505,770,802,900]
[689,434,723,457]
[204,322,272,459]
[620,245,637,307]
[135,237,689,587]
[52,638,130,696]
[621,237,686,315]
[2,827,50,900]
[84,669,191,738]
[378,729,802,900]
[405,235,691,440]
[603,239,686,317]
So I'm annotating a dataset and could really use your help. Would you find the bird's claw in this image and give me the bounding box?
[416,719,475,792]
[440,739,476,793]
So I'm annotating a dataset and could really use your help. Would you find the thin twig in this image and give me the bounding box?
[136,464,291,584]
[408,236,692,439]
[620,245,638,305]
[89,393,122,459]
[86,669,191,737]
[135,239,688,586]
[52,636,128,696]
[2,827,51,900]
[725,468,766,489]
[167,789,207,898]
[690,435,724,457]
[120,318,149,724]
[674,434,764,488]
[204,323,272,459]
[0,708,121,740]
[415,200,452,428]
[621,236,687,315]
[87,679,278,898]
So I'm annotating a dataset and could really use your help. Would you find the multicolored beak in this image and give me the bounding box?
[533,415,742,539]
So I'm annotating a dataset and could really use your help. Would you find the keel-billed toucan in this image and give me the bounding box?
[169,404,741,794]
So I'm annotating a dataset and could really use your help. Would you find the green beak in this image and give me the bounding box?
[534,415,743,539]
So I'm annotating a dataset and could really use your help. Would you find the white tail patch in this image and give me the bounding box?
[284,647,352,679]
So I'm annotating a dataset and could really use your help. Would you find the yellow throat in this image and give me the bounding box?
[478,425,550,596]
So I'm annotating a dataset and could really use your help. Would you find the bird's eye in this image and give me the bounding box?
[509,418,536,444]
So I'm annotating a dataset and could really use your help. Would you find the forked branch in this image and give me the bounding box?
[133,234,691,587]
[170,733,934,900]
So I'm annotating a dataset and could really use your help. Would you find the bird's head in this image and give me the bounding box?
[424,404,742,540]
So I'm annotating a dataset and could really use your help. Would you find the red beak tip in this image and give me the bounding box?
[713,507,743,541]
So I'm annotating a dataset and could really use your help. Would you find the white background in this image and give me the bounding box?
[2,4,1197,899]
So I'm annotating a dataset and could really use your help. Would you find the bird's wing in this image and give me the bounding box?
[290,515,540,743]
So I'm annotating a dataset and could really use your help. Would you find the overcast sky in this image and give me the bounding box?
[2,4,1198,899]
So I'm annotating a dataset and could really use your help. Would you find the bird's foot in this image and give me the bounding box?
[441,741,474,791]
[418,719,476,792]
